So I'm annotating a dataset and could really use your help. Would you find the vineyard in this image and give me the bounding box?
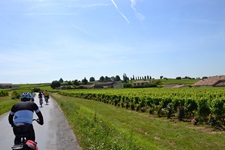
[1,85,225,149]
[58,87,225,128]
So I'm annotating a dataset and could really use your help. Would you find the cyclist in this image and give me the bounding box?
[8,92,44,145]
[38,91,43,107]
[30,93,35,102]
[43,90,49,104]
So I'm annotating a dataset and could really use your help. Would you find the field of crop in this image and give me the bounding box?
[51,93,225,150]
[1,84,225,149]
[58,87,225,127]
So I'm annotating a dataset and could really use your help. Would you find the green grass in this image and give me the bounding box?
[51,93,225,150]
[0,95,18,115]
[13,83,53,92]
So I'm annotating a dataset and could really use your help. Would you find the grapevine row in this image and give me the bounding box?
[58,87,225,126]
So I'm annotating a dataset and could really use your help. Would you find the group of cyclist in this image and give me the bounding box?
[8,90,50,149]
[38,90,50,107]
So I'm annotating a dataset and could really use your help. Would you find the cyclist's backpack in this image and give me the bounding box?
[25,140,38,150]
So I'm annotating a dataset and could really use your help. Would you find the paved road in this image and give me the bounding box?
[0,94,81,150]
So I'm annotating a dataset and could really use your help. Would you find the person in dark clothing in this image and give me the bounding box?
[8,92,44,145]
[38,91,43,107]
[38,91,43,99]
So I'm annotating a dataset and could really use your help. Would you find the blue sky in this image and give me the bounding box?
[0,0,225,84]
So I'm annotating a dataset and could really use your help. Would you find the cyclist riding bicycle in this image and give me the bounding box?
[43,90,50,104]
[8,92,44,145]
[43,90,49,98]
[38,91,43,107]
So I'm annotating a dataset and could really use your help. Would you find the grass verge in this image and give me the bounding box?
[51,93,225,150]
[0,96,18,115]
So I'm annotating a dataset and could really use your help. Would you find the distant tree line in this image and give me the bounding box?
[50,74,200,89]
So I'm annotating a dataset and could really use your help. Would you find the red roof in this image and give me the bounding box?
[192,76,225,87]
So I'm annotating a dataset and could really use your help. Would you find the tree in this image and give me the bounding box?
[82,77,88,84]
[184,76,191,79]
[152,80,162,86]
[73,80,80,86]
[123,73,129,83]
[105,76,111,82]
[115,75,121,81]
[111,76,115,82]
[67,81,72,85]
[176,77,181,80]
[51,80,61,89]
[144,76,147,80]
[59,78,64,83]
[89,77,95,82]
[202,76,208,80]
[99,76,105,82]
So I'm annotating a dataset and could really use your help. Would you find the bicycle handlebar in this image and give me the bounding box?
[32,119,41,124]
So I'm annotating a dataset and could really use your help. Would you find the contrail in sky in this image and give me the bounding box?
[71,24,94,37]
[130,0,136,10]
[130,0,145,21]
[111,0,130,24]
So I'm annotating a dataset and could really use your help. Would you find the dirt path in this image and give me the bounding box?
[0,94,81,150]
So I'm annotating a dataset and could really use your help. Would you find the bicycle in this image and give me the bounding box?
[44,96,49,105]
[11,119,40,150]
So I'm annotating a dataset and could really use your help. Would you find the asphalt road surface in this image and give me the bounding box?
[0,94,81,150]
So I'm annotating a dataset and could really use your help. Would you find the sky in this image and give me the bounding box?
[0,0,225,84]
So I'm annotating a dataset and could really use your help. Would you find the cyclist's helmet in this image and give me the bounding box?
[21,92,32,101]
[30,93,34,98]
